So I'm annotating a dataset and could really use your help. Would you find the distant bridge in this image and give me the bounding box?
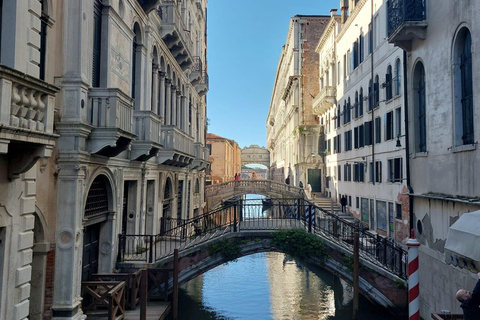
[205,179,305,209]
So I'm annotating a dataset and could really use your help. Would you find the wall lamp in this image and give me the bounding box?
[396,134,405,147]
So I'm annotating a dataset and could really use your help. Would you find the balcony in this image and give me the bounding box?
[387,0,427,51]
[161,1,193,70]
[189,142,209,171]
[131,111,163,161]
[0,65,59,179]
[312,86,336,115]
[157,125,195,167]
[88,88,136,157]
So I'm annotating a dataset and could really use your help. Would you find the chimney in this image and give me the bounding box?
[330,9,338,17]
[340,0,348,24]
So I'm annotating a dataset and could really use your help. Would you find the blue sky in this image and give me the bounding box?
[206,0,339,149]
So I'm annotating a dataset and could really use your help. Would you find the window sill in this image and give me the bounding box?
[412,151,428,158]
[452,144,477,153]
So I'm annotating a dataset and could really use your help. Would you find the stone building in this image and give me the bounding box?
[206,133,241,185]
[0,1,209,319]
[267,15,330,191]
[387,0,480,317]
[314,0,409,242]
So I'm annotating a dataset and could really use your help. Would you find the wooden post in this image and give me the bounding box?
[353,232,359,319]
[140,269,147,320]
[172,249,179,320]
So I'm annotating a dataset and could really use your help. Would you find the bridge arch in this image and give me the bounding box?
[205,180,306,210]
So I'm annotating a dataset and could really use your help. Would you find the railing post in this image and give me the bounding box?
[353,232,360,319]
[149,236,153,263]
[233,203,237,232]
[172,249,179,320]
[140,269,147,320]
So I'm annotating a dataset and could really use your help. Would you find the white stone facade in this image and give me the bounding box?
[0,0,208,319]
[267,15,330,190]
[387,0,480,317]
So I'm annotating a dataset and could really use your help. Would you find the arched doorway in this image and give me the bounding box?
[82,175,112,282]
[161,177,174,233]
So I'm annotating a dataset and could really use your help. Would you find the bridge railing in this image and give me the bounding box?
[118,198,407,279]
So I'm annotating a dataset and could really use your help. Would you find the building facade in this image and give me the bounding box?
[206,133,242,185]
[0,1,209,319]
[387,0,480,317]
[314,0,409,242]
[267,15,330,191]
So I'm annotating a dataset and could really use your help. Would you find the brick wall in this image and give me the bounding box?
[43,246,55,320]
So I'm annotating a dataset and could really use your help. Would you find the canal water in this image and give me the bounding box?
[177,252,391,320]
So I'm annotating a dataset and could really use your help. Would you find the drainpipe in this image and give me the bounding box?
[402,50,414,232]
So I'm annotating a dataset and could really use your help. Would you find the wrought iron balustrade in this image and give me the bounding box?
[387,0,426,37]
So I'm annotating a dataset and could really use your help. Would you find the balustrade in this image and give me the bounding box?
[387,0,427,50]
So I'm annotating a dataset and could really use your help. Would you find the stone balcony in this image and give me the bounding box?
[312,86,336,115]
[161,0,193,70]
[387,0,427,51]
[189,142,209,171]
[0,65,59,179]
[131,110,163,161]
[157,125,195,167]
[88,88,136,157]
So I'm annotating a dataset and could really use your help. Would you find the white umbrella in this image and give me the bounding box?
[444,210,480,273]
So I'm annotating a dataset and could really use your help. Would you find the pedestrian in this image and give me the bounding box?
[456,272,480,319]
[299,181,304,188]
[340,195,347,213]
[285,175,290,185]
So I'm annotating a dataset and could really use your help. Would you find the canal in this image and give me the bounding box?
[176,252,391,319]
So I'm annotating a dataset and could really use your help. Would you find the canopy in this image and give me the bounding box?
[444,210,480,273]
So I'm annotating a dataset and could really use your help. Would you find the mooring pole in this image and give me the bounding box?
[407,230,420,320]
[173,249,179,320]
[140,268,147,320]
[353,232,359,319]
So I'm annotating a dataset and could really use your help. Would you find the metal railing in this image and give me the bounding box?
[118,198,408,279]
[387,0,426,37]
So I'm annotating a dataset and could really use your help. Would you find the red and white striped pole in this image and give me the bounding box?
[407,229,420,320]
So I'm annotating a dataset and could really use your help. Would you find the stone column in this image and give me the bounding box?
[158,72,165,119]
[52,165,87,320]
[171,85,177,127]
[151,64,158,112]
[176,90,182,127]
[165,79,171,125]
[180,95,187,131]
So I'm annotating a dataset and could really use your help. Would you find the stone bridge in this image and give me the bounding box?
[205,180,306,209]
[118,201,409,314]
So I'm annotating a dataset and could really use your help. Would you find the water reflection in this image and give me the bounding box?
[177,252,390,320]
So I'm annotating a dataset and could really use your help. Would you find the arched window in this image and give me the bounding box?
[385,65,393,100]
[92,0,103,87]
[354,91,359,118]
[368,79,373,111]
[374,75,380,107]
[132,23,142,105]
[347,97,351,123]
[395,59,401,95]
[359,87,363,116]
[194,179,200,193]
[413,62,426,152]
[453,27,474,145]
[85,175,110,217]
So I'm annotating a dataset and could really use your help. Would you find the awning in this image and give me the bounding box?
[445,210,480,273]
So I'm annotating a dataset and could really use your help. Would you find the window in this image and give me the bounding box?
[388,158,403,182]
[359,34,364,63]
[354,91,359,118]
[374,75,380,107]
[359,124,365,148]
[359,87,364,116]
[376,201,387,231]
[343,101,347,125]
[39,1,48,80]
[361,198,369,223]
[344,164,352,181]
[344,130,352,151]
[385,65,393,100]
[395,107,402,138]
[354,127,359,149]
[338,165,342,181]
[356,197,359,209]
[396,203,402,219]
[337,61,340,85]
[347,97,351,123]
[132,23,142,101]
[353,41,359,69]
[413,62,426,152]
[365,121,373,146]
[375,116,381,143]
[385,111,394,140]
[369,162,374,182]
[368,79,373,111]
[337,134,341,153]
[453,27,474,145]
[375,161,382,183]
[395,58,401,95]
[354,162,365,182]
[388,202,394,234]
[207,144,212,154]
[92,0,103,87]
[337,107,341,128]
[343,54,347,79]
